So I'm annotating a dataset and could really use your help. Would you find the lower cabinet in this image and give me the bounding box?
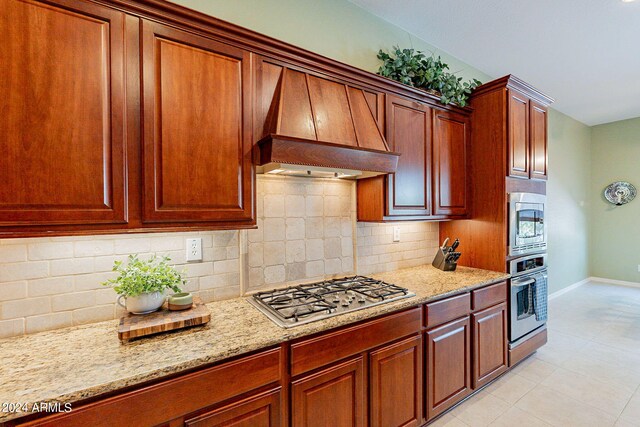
[425,316,472,420]
[472,302,508,388]
[369,335,422,427]
[291,357,365,427]
[184,388,281,427]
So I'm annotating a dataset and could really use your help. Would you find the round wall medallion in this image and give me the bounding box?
[604,181,637,206]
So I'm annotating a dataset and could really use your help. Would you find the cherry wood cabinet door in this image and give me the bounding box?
[369,335,422,427]
[472,303,508,389]
[425,317,472,420]
[0,0,127,227]
[385,95,432,217]
[432,110,469,216]
[507,90,530,179]
[529,101,548,180]
[141,20,253,224]
[291,357,365,427]
[184,388,281,427]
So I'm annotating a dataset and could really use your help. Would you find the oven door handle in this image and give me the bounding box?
[511,278,535,288]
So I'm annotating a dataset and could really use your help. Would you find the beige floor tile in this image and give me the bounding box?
[534,330,590,366]
[510,356,558,384]
[515,385,617,427]
[428,412,470,427]
[487,372,537,405]
[615,416,639,427]
[619,388,640,420]
[489,406,551,426]
[541,367,634,416]
[560,352,640,393]
[451,392,510,427]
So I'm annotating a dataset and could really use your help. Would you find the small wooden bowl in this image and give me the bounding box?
[168,292,193,311]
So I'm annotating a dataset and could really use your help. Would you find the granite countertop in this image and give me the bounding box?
[0,264,508,423]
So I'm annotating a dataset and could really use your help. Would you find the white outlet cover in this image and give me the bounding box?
[393,226,401,242]
[186,238,203,262]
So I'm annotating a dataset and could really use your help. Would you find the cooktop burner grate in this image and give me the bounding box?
[249,276,415,328]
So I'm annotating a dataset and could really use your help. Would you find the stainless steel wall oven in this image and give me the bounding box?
[509,192,546,256]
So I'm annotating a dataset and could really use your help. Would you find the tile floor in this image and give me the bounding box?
[431,281,640,427]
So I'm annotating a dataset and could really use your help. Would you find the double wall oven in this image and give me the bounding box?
[508,193,548,347]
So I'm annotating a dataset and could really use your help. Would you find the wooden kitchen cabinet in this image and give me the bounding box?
[140,20,254,225]
[184,388,280,427]
[369,335,422,427]
[384,94,433,217]
[357,94,471,222]
[291,357,365,427]
[507,87,549,181]
[508,90,531,179]
[0,0,128,228]
[472,302,508,389]
[529,101,549,180]
[432,110,470,216]
[425,316,472,420]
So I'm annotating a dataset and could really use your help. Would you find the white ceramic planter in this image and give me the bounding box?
[117,291,165,315]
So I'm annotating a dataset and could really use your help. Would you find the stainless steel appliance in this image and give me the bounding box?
[509,253,547,344]
[509,192,547,256]
[249,276,415,328]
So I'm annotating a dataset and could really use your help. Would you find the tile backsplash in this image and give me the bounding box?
[0,175,440,338]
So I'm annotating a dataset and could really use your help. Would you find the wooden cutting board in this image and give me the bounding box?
[118,297,210,342]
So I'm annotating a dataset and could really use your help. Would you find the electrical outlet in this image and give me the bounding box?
[186,238,202,262]
[393,226,401,242]
[637,264,640,273]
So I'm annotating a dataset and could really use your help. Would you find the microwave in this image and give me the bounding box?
[509,193,546,256]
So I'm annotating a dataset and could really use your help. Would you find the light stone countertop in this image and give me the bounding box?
[0,264,508,423]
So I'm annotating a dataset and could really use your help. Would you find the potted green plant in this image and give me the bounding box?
[377,46,482,107]
[103,255,186,315]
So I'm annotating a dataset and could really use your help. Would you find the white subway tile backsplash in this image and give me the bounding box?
[28,242,74,260]
[51,291,96,312]
[0,281,27,301]
[0,245,27,263]
[0,173,438,338]
[0,261,49,282]
[50,258,94,276]
[0,318,25,338]
[114,238,151,255]
[73,304,114,325]
[73,240,115,257]
[26,312,72,334]
[1,297,51,319]
[29,277,74,296]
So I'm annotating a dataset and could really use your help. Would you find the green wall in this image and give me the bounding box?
[590,118,640,283]
[546,110,592,292]
[171,0,594,291]
[170,0,489,82]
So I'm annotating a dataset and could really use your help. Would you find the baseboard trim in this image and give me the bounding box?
[588,276,640,288]
[548,278,590,300]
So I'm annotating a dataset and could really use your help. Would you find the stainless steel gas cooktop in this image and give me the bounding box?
[249,276,415,328]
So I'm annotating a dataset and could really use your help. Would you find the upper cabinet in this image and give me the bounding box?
[432,110,470,216]
[140,20,254,225]
[385,94,433,217]
[357,95,470,222]
[0,0,128,229]
[473,76,552,182]
[507,91,531,178]
[529,101,549,180]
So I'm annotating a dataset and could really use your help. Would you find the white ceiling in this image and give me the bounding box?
[349,0,640,126]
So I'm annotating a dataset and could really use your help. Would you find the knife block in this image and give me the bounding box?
[432,248,458,271]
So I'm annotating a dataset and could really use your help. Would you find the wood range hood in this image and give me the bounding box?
[256,67,400,179]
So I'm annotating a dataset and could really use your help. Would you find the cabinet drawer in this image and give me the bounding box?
[472,282,507,311]
[291,308,421,376]
[185,388,281,427]
[425,293,470,329]
[18,348,282,427]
